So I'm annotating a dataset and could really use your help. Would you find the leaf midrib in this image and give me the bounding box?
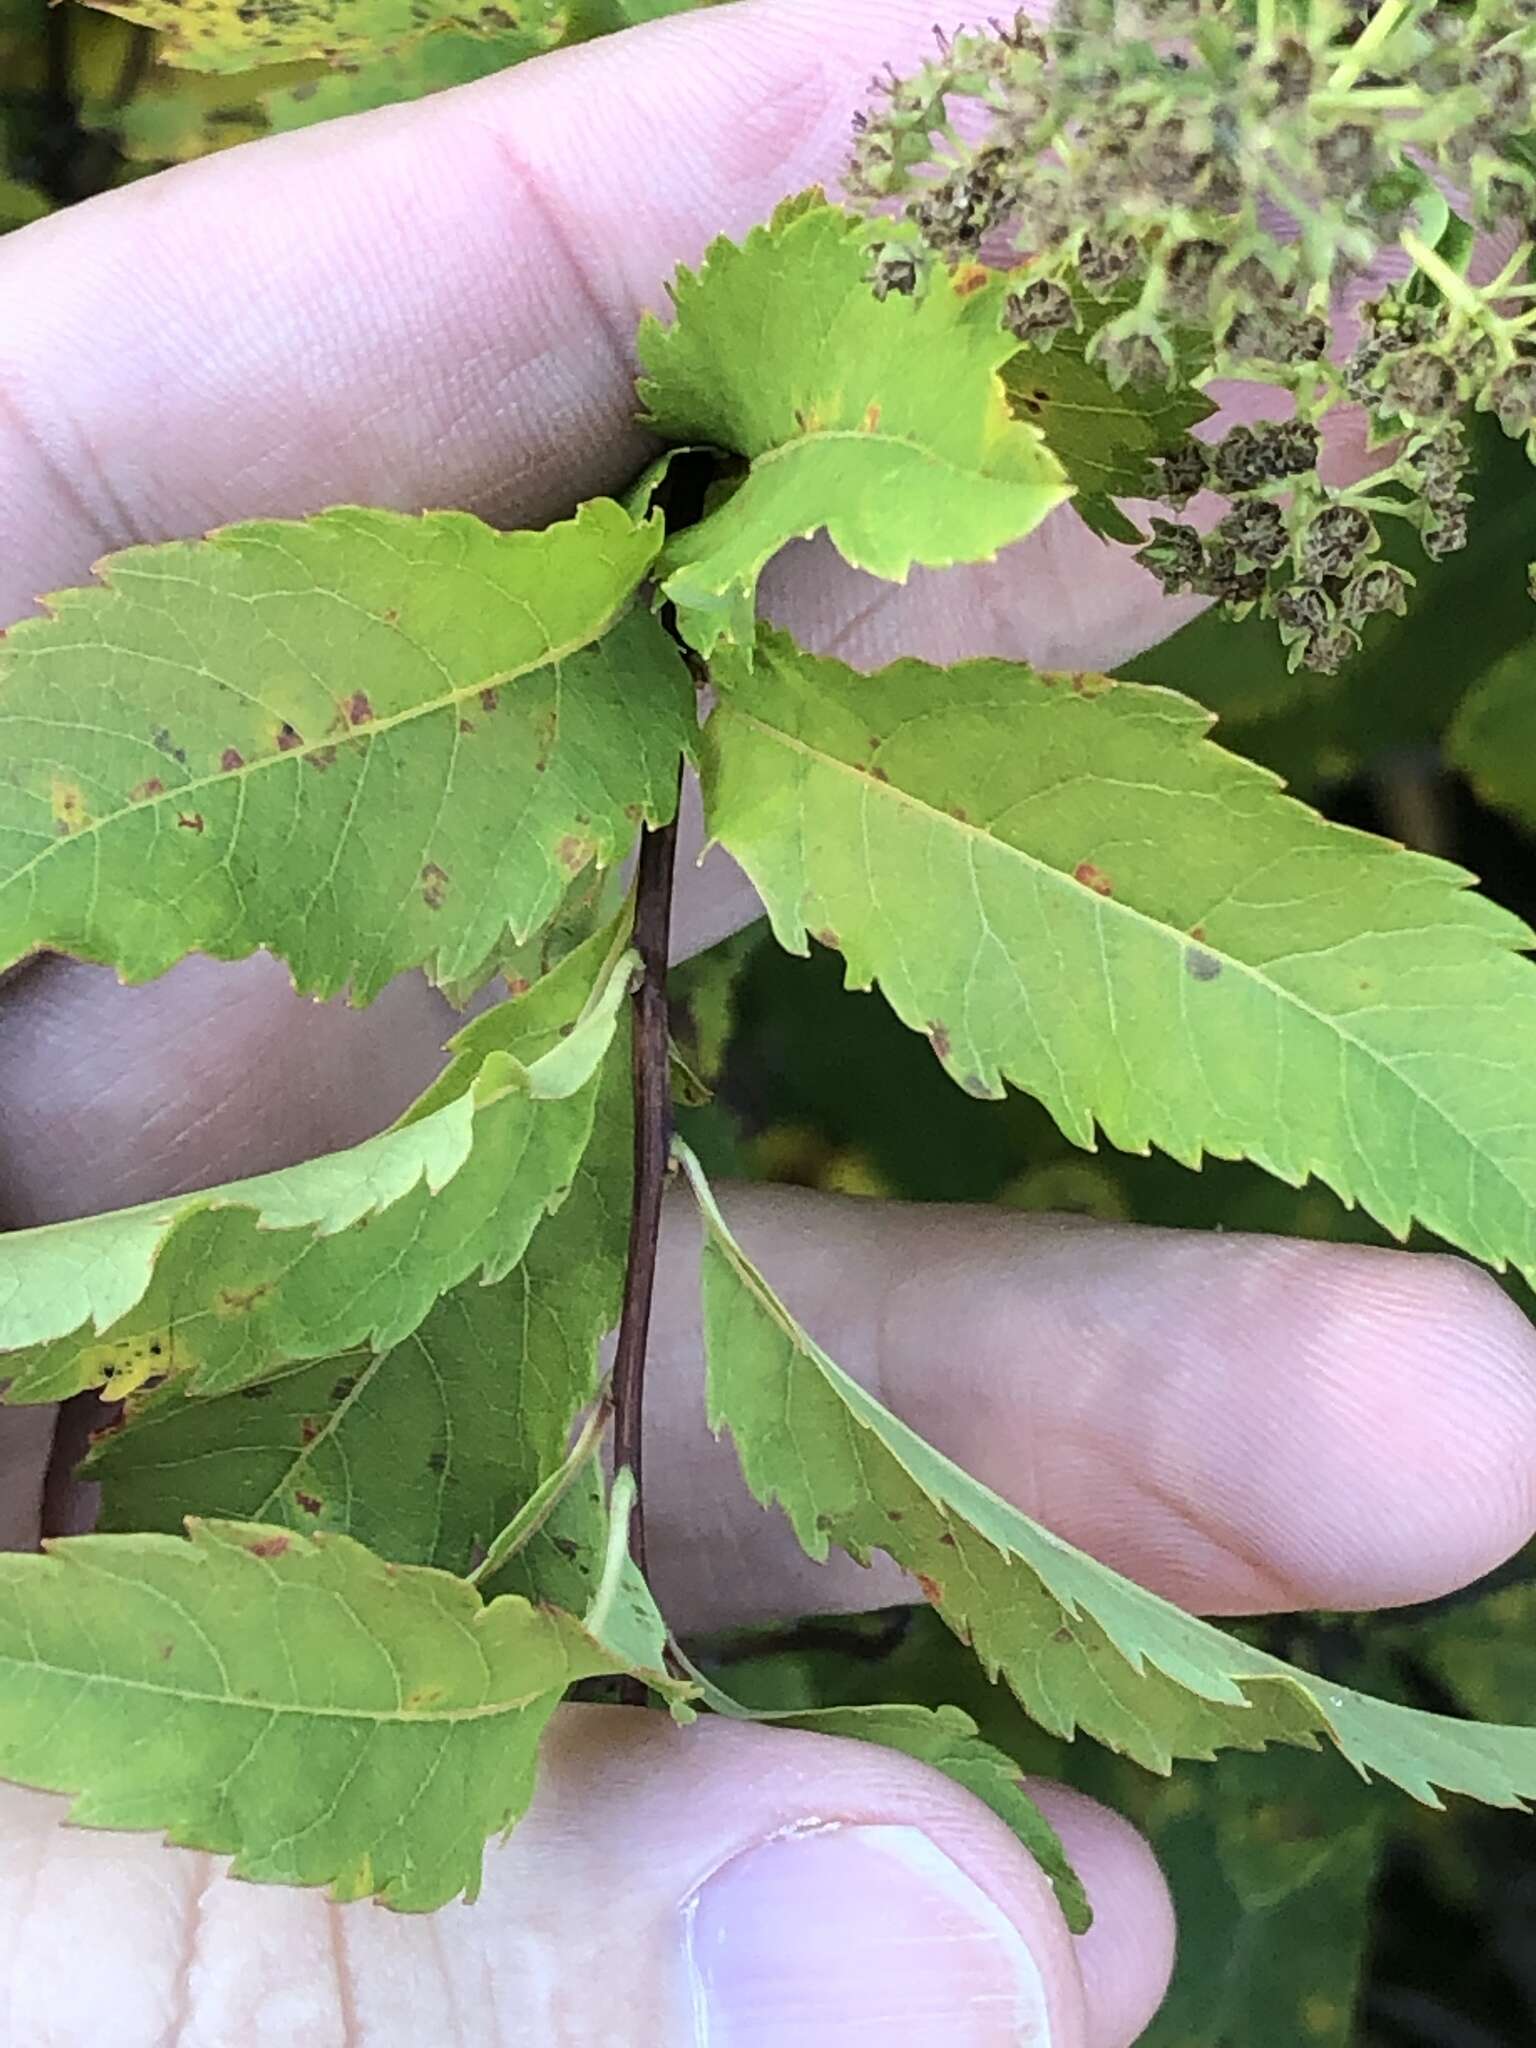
[0,1647,559,1723]
[729,707,1527,1215]
[0,597,636,903]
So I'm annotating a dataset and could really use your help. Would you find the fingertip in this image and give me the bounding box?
[1029,1780,1177,2048]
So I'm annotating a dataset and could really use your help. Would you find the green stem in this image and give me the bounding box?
[468,1389,613,1591]
[1328,0,1413,93]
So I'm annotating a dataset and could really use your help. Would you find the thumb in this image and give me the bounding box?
[0,1708,1172,2046]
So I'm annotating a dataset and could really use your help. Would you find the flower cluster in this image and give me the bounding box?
[847,1,1536,672]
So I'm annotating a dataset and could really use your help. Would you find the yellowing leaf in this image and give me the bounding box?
[0,500,690,1001]
[702,628,1536,1284]
[682,1144,1536,1807]
[638,199,1071,656]
[0,1518,677,1906]
[80,0,566,71]
[0,935,635,1405]
[91,957,635,1572]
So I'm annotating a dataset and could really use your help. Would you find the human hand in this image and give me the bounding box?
[3,4,1536,2041]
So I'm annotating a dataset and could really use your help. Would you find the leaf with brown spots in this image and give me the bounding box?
[0,1518,686,1909]
[640,197,1069,657]
[0,499,691,1002]
[684,1143,1536,1812]
[78,0,566,72]
[703,626,1536,1286]
[0,930,636,1405]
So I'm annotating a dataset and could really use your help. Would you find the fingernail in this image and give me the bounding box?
[683,1822,1054,2045]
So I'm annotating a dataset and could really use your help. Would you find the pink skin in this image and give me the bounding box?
[0,4,1534,2042]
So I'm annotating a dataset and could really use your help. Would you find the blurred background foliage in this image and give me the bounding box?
[6,2,1536,2038]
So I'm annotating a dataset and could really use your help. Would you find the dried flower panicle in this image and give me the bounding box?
[847,1,1536,672]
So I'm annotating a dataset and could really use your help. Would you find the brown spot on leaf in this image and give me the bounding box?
[938,1531,957,1548]
[869,764,891,784]
[158,1640,175,1661]
[217,1282,271,1314]
[1190,925,1206,942]
[886,1508,904,1522]
[553,1536,580,1560]
[815,928,840,949]
[1074,861,1113,897]
[505,976,531,997]
[862,402,882,432]
[244,1535,291,1559]
[239,1384,274,1402]
[479,687,500,715]
[458,718,476,735]
[345,690,374,726]
[961,1073,992,1098]
[382,607,399,624]
[952,262,991,297]
[421,862,449,910]
[176,812,205,833]
[556,834,596,875]
[929,1022,952,1061]
[130,778,165,802]
[299,1417,321,1445]
[331,1375,358,1403]
[914,1572,945,1603]
[306,745,338,773]
[221,747,245,772]
[426,1450,447,1475]
[276,722,303,752]
[1069,672,1113,699]
[1186,947,1223,982]
[293,1490,323,1516]
[50,778,88,835]
[949,806,969,823]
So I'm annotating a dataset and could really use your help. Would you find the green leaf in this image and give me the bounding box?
[1446,646,1536,837]
[0,934,635,1406]
[79,0,565,71]
[1413,1578,1536,1727]
[681,1142,1536,1806]
[999,290,1214,543]
[637,199,1071,656]
[0,1518,674,1906]
[702,626,1536,1284]
[679,1652,1089,1931]
[263,25,542,131]
[0,499,690,1001]
[1129,1749,1382,2048]
[90,948,635,1571]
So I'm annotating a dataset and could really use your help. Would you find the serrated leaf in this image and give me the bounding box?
[0,934,635,1405]
[90,950,634,1569]
[1446,646,1536,837]
[79,0,565,71]
[680,1655,1089,1931]
[681,1142,1536,1807]
[0,499,690,1001]
[999,288,1215,542]
[637,199,1070,656]
[0,1518,677,1906]
[702,626,1536,1284]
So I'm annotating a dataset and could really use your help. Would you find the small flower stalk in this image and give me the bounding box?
[848,1,1536,672]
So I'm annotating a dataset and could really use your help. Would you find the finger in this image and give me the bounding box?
[641,1187,1536,1630]
[6,933,1535,1623]
[0,0,949,623]
[0,1708,1175,2047]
